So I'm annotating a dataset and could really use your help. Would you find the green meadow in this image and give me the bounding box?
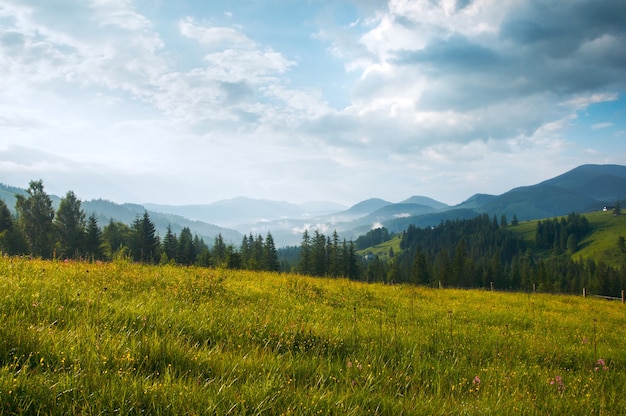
[1,256,625,415]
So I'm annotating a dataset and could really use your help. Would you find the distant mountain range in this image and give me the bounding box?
[2,164,625,247]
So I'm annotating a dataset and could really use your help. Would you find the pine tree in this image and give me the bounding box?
[15,180,55,258]
[240,235,250,268]
[500,214,508,228]
[162,225,178,263]
[84,214,104,260]
[0,199,28,255]
[311,230,327,276]
[411,248,430,285]
[298,230,311,274]
[263,232,280,272]
[346,240,359,280]
[129,211,160,263]
[177,227,196,265]
[329,230,341,277]
[212,234,227,267]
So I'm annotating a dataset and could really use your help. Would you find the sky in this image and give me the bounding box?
[1,0,625,207]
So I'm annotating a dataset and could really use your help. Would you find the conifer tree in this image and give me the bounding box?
[329,230,341,277]
[298,230,311,274]
[310,230,327,276]
[240,234,250,267]
[129,211,160,263]
[84,213,104,260]
[0,199,28,255]
[212,234,227,267]
[15,180,55,258]
[162,225,178,263]
[263,232,280,272]
[177,227,196,265]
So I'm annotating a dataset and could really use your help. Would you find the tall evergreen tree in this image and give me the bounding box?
[329,230,341,277]
[129,211,160,263]
[15,180,55,258]
[0,199,28,255]
[411,248,430,285]
[298,230,311,274]
[177,227,196,265]
[310,230,327,276]
[240,234,250,268]
[84,213,104,260]
[162,225,178,263]
[346,240,359,280]
[0,199,12,233]
[212,234,227,267]
[263,232,280,272]
[55,190,86,259]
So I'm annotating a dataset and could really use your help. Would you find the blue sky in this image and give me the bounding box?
[1,0,625,207]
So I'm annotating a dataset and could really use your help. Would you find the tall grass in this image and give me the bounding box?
[0,256,625,414]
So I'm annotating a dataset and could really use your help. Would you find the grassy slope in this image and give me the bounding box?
[1,257,625,415]
[360,210,626,268]
[572,211,626,266]
[509,210,626,267]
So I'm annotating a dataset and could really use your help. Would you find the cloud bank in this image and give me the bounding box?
[0,0,624,205]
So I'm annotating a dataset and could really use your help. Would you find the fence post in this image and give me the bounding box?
[622,290,624,304]
[490,281,494,292]
[583,288,586,298]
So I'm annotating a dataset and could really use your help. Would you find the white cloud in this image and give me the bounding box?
[591,123,614,130]
[179,17,255,50]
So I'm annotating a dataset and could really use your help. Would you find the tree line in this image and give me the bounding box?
[0,180,280,271]
[358,213,625,297]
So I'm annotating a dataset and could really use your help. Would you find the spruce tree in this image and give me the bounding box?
[263,232,280,272]
[129,211,160,263]
[162,225,178,263]
[177,227,196,265]
[212,234,227,267]
[298,230,311,274]
[0,199,28,255]
[84,213,104,260]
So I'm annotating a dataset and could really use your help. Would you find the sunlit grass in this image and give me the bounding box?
[1,256,625,414]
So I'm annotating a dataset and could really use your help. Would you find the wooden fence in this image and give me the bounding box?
[582,288,625,303]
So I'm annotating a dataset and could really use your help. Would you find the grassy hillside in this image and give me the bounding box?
[509,210,626,267]
[1,257,625,414]
[362,210,626,269]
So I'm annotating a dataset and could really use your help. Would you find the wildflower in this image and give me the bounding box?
[594,358,608,372]
[550,375,565,392]
[472,375,481,385]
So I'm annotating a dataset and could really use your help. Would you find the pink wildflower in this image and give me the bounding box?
[550,375,565,392]
[595,358,608,371]
[472,375,481,384]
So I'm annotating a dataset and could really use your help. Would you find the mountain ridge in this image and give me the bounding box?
[2,164,625,247]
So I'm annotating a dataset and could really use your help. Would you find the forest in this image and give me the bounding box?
[356,212,625,297]
[0,180,278,271]
[2,180,625,298]
[282,212,625,298]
